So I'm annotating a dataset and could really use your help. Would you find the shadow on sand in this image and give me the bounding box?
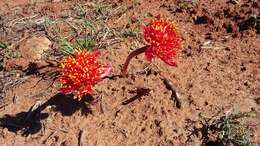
[0,93,93,136]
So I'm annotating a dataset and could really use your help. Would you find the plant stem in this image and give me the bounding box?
[121,45,149,77]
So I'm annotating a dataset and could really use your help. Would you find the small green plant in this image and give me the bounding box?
[61,40,74,55]
[76,37,94,50]
[199,110,255,146]
[61,36,94,55]
[62,2,121,53]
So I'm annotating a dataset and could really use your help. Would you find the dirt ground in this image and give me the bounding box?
[0,0,259,146]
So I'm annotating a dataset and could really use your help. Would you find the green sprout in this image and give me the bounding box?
[61,36,94,55]
[61,40,74,55]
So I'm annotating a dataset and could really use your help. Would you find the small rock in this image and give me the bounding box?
[4,36,51,71]
[17,36,51,60]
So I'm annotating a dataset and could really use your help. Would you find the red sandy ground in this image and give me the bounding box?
[0,0,259,146]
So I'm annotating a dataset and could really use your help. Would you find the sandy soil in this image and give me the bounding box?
[0,0,259,146]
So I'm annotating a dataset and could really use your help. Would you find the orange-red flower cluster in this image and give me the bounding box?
[143,16,181,66]
[59,50,111,100]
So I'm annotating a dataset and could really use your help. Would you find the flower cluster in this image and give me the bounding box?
[59,50,111,100]
[59,16,181,100]
[143,16,180,66]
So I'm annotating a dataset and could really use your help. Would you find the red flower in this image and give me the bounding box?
[143,16,180,66]
[121,16,181,76]
[59,50,111,100]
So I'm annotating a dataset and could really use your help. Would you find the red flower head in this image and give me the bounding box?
[143,16,181,66]
[59,50,111,100]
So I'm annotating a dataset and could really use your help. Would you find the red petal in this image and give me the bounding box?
[144,47,156,62]
[162,57,177,66]
[89,50,101,58]
[99,65,112,78]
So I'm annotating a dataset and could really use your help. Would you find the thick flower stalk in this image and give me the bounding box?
[59,50,111,100]
[122,16,181,76]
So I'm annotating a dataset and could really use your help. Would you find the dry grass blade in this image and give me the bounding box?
[78,129,86,146]
[4,76,30,91]
[24,100,44,122]
[162,78,181,109]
